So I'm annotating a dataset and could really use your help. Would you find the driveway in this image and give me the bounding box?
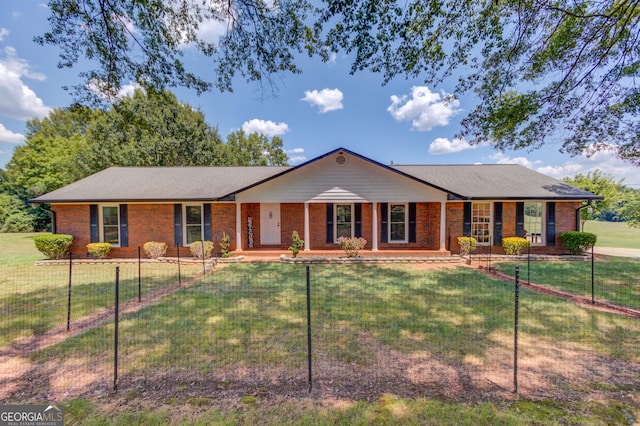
[593,246,640,258]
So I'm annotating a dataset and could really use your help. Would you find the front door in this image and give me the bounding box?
[260,203,281,245]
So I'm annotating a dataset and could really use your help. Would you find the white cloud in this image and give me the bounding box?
[388,86,461,131]
[241,119,289,136]
[0,123,24,144]
[489,152,537,168]
[286,147,304,154]
[429,137,486,154]
[0,47,51,120]
[289,155,307,163]
[301,88,344,113]
[0,28,8,42]
[536,163,583,178]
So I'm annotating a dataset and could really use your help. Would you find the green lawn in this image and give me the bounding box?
[492,256,640,310]
[0,232,46,265]
[583,220,640,249]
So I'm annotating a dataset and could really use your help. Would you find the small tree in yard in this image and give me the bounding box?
[457,237,477,256]
[288,231,304,258]
[219,233,232,258]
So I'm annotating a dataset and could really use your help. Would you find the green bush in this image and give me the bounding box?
[143,241,167,259]
[87,242,112,259]
[190,240,214,259]
[457,236,477,256]
[337,236,367,257]
[560,231,597,254]
[219,233,232,258]
[502,237,530,255]
[34,234,73,259]
[288,230,304,258]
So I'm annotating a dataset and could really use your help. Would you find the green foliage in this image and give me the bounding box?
[190,241,214,259]
[563,171,629,226]
[143,241,168,259]
[86,242,112,259]
[502,237,530,255]
[457,236,477,256]
[560,232,597,255]
[0,194,34,233]
[219,233,232,258]
[34,234,73,259]
[221,130,289,166]
[288,230,304,258]
[337,236,367,257]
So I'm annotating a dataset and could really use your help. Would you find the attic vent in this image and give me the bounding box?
[335,154,347,166]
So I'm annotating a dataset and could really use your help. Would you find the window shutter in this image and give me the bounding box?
[325,203,333,243]
[89,204,99,243]
[408,202,417,243]
[463,202,472,236]
[516,202,525,237]
[203,203,212,241]
[493,202,503,246]
[546,202,556,246]
[380,203,388,243]
[119,204,128,247]
[354,203,362,238]
[174,204,183,247]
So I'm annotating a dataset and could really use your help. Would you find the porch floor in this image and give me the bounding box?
[235,248,454,263]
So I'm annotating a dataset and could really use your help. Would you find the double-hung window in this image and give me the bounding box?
[335,204,353,240]
[101,205,120,246]
[184,205,203,245]
[524,202,544,244]
[472,202,491,245]
[389,203,407,243]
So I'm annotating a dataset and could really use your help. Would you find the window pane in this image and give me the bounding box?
[104,226,119,244]
[391,223,405,241]
[524,202,543,244]
[186,225,202,245]
[336,224,351,239]
[390,205,405,222]
[472,202,491,244]
[103,206,118,226]
[186,206,202,225]
[336,205,351,224]
[102,206,119,245]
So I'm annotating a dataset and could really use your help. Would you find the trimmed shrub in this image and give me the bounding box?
[190,240,214,259]
[457,236,477,256]
[34,234,73,259]
[143,241,167,259]
[87,242,112,259]
[337,236,367,257]
[502,237,530,255]
[219,233,231,258]
[560,231,597,254]
[288,230,304,258]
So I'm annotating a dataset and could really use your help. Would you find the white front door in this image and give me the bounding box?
[260,203,281,245]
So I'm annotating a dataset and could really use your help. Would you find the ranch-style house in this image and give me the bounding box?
[31,148,602,257]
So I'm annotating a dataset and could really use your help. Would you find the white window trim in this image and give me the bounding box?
[99,204,120,247]
[524,201,546,246]
[183,204,204,246]
[334,203,354,243]
[388,202,408,243]
[472,202,492,246]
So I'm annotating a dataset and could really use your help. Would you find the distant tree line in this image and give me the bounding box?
[0,89,288,232]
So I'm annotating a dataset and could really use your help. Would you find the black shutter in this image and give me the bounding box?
[546,202,556,246]
[516,202,525,237]
[203,203,212,241]
[89,204,99,243]
[354,203,362,238]
[326,203,333,243]
[463,202,472,236]
[119,204,128,247]
[174,204,183,246]
[493,202,503,246]
[408,202,417,243]
[380,203,388,243]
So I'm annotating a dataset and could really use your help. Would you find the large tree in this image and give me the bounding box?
[39,0,640,165]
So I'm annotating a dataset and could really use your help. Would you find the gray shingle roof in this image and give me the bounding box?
[31,166,291,203]
[31,150,601,203]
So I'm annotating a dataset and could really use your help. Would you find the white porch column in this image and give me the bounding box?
[304,202,310,251]
[235,202,242,251]
[371,201,378,251]
[440,201,447,250]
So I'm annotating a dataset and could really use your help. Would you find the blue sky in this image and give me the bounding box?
[1,1,638,186]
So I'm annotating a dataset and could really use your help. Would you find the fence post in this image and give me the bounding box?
[591,245,595,304]
[176,244,181,286]
[67,252,73,331]
[306,265,312,392]
[114,266,120,392]
[201,240,206,275]
[527,243,531,285]
[514,266,520,394]
[138,246,142,302]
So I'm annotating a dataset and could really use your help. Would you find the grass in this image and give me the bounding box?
[492,256,640,310]
[0,232,45,265]
[583,220,640,249]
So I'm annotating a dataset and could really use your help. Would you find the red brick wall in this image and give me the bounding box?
[280,203,304,249]
[53,204,91,256]
[211,203,236,250]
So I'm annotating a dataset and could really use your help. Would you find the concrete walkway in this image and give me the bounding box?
[593,246,640,258]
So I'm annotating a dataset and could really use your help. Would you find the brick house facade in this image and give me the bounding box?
[37,148,600,258]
